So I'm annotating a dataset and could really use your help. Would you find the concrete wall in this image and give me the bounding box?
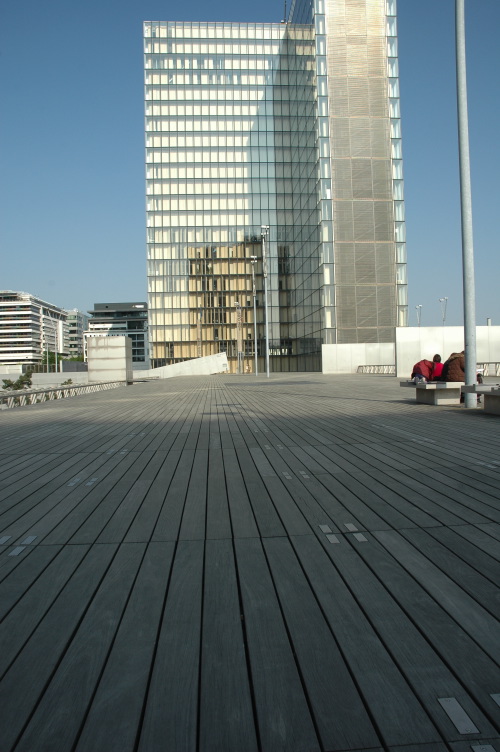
[395,326,500,377]
[32,373,89,388]
[133,352,228,380]
[322,343,395,374]
[0,365,23,377]
[88,336,133,383]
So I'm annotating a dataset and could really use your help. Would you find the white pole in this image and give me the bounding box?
[251,256,258,375]
[456,0,477,408]
[261,226,270,378]
[439,297,448,326]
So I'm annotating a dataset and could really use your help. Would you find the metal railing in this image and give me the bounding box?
[0,381,126,410]
[357,363,500,377]
[477,363,500,376]
[357,365,395,375]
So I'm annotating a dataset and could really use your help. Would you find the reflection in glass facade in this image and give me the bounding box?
[144,0,407,371]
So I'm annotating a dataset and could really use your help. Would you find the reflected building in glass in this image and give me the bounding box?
[144,0,407,372]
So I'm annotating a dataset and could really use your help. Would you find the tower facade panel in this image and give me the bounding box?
[144,0,406,371]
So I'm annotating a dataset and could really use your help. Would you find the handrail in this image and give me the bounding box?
[477,363,500,376]
[358,363,500,377]
[356,365,395,375]
[0,381,126,410]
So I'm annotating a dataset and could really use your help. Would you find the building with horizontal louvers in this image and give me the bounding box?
[0,290,67,368]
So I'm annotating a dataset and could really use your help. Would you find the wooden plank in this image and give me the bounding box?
[263,536,383,751]
[13,543,146,752]
[96,451,167,543]
[349,466,466,527]
[41,452,150,545]
[326,445,443,528]
[374,530,500,662]
[0,542,36,583]
[74,542,175,752]
[124,450,182,543]
[450,523,500,561]
[0,452,94,520]
[0,450,127,544]
[0,543,117,751]
[337,533,500,735]
[233,444,286,537]
[0,544,63,621]
[138,539,203,752]
[406,525,500,597]
[291,534,443,748]
[248,448,314,535]
[0,544,89,678]
[235,536,321,751]
[221,446,260,539]
[382,468,495,525]
[68,452,153,545]
[206,448,232,540]
[199,539,258,752]
[151,449,195,541]
[179,449,208,540]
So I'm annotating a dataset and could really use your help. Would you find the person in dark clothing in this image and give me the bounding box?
[440,351,465,382]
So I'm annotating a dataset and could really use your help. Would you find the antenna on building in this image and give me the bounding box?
[281,0,287,23]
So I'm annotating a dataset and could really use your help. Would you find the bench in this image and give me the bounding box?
[462,384,500,414]
[400,381,464,406]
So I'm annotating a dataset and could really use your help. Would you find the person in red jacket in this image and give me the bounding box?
[430,354,444,380]
[411,358,434,382]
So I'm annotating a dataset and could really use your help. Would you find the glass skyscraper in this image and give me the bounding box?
[144,0,407,372]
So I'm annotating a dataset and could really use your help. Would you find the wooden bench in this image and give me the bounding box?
[400,381,464,405]
[462,384,500,414]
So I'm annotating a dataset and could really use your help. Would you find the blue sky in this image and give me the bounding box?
[1,0,498,326]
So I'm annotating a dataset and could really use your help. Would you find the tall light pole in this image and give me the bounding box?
[439,297,448,326]
[235,302,243,374]
[250,255,258,375]
[261,225,270,378]
[456,0,477,408]
[415,305,422,327]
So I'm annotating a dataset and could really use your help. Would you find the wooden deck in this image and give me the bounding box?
[0,373,499,752]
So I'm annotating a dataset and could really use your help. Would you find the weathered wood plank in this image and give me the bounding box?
[374,529,500,662]
[291,534,443,748]
[13,543,145,752]
[75,542,175,752]
[235,537,320,752]
[206,448,232,539]
[199,539,258,752]
[0,543,117,751]
[263,536,383,752]
[138,539,203,752]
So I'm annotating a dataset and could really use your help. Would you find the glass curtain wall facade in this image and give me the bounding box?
[144,0,407,371]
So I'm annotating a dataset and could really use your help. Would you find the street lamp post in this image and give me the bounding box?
[456,0,477,408]
[261,225,270,378]
[250,255,258,375]
[439,297,448,326]
[415,305,422,327]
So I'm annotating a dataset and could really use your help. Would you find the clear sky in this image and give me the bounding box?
[1,0,498,326]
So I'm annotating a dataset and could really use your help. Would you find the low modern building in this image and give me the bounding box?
[84,302,150,368]
[0,290,67,368]
[65,309,89,359]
